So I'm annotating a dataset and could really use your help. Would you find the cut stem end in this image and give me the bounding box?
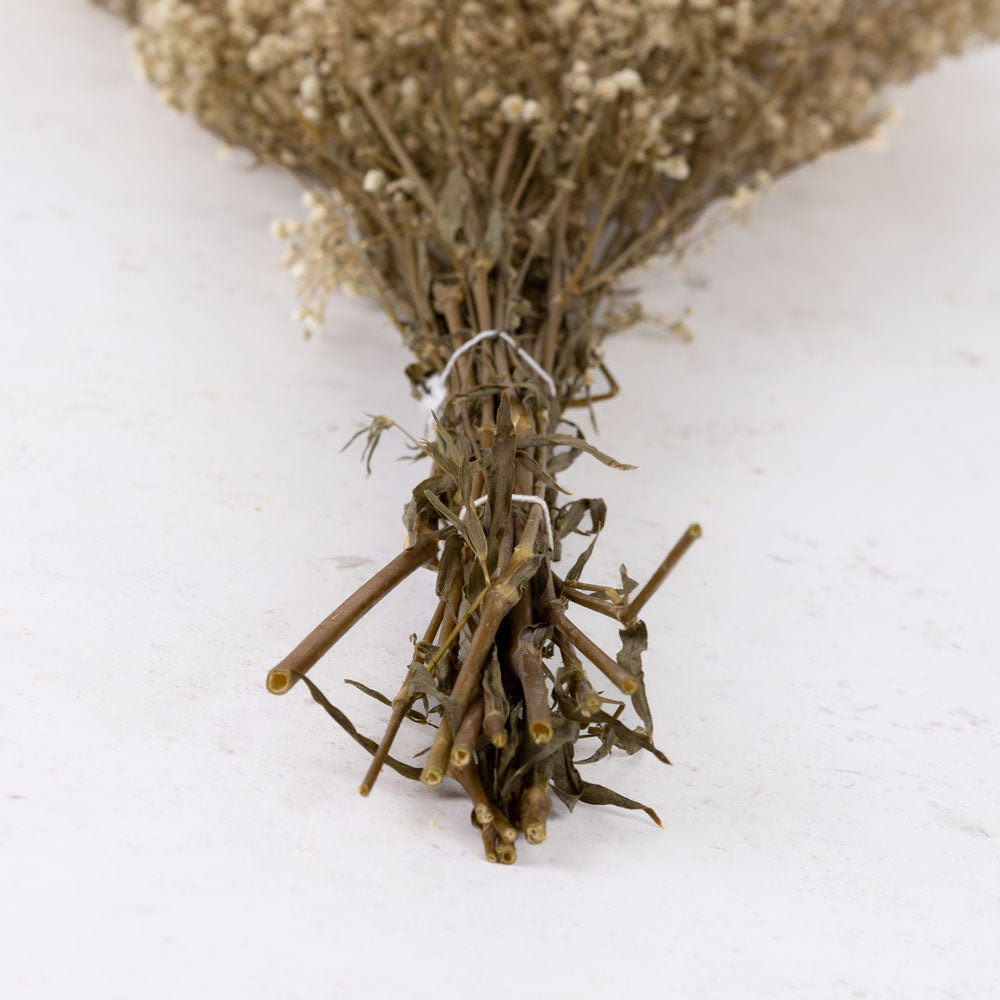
[420,766,444,787]
[530,722,553,744]
[496,842,517,865]
[266,668,293,695]
[524,821,547,845]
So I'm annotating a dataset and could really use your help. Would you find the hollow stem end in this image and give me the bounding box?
[266,668,293,695]
[530,722,553,744]
[524,821,547,845]
[496,842,517,865]
[420,766,444,787]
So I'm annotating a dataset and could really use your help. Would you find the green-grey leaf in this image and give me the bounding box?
[578,780,662,828]
[617,620,653,736]
[519,433,636,470]
[298,674,422,781]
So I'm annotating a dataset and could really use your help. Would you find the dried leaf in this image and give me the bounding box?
[343,677,431,724]
[343,677,392,706]
[519,433,636,471]
[406,662,463,737]
[619,564,639,600]
[500,716,579,798]
[503,552,544,595]
[482,205,504,266]
[554,498,607,541]
[298,674,421,781]
[617,620,653,736]
[577,781,662,828]
[485,393,516,552]
[497,708,522,790]
[435,535,464,600]
[438,164,466,247]
[482,648,510,728]
[463,498,489,573]
[422,489,466,540]
[404,472,453,538]
[553,687,669,765]
[514,450,571,496]
[341,414,399,476]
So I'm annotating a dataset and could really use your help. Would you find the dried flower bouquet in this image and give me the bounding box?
[98,0,999,861]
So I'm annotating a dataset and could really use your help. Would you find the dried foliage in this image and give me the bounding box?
[97,0,999,861]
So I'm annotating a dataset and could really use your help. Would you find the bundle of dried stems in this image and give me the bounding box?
[97,0,999,861]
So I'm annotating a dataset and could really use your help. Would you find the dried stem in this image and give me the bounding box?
[480,824,499,863]
[518,766,552,845]
[482,678,508,748]
[266,535,436,695]
[554,573,623,621]
[495,840,517,865]
[359,598,446,796]
[490,809,519,845]
[625,523,702,625]
[542,600,637,695]
[447,759,495,827]
[555,632,602,717]
[450,695,485,767]
[509,595,554,744]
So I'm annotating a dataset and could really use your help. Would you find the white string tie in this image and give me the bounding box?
[457,494,554,551]
[422,329,557,420]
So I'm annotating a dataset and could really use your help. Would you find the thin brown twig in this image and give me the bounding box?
[542,600,637,695]
[509,594,554,744]
[267,535,437,695]
[359,598,447,796]
[625,523,702,625]
[450,695,485,767]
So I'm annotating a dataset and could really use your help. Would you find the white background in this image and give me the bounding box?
[2,3,998,998]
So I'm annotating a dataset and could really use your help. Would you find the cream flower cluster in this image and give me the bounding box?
[102,0,999,365]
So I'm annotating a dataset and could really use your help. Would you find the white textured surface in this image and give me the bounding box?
[2,5,998,998]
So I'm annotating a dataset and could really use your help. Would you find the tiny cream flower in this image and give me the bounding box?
[661,155,691,181]
[864,126,889,152]
[362,168,388,193]
[500,94,526,122]
[399,75,420,110]
[593,76,620,101]
[521,99,543,123]
[299,73,321,103]
[661,93,681,118]
[550,0,580,27]
[729,184,755,214]
[613,68,643,92]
